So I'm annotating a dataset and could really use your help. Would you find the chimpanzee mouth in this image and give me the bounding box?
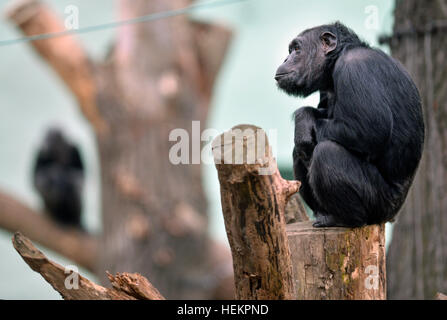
[274,72,292,81]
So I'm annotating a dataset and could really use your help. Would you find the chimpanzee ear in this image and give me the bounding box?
[320,32,337,54]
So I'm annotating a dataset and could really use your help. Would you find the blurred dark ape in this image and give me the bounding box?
[275,22,424,228]
[33,128,84,229]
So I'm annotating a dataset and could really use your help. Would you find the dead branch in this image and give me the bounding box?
[0,190,98,272]
[12,232,164,300]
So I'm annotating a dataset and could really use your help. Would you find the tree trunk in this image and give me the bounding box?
[386,0,447,299]
[5,0,233,299]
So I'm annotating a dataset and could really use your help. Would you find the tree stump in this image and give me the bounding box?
[287,221,386,300]
[213,124,386,300]
[212,125,300,299]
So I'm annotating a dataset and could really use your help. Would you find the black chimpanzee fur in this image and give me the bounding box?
[275,22,424,228]
[33,128,84,229]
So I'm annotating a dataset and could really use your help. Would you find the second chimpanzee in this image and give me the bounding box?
[275,22,424,228]
[33,128,85,229]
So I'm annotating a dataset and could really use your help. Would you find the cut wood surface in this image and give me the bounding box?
[287,221,386,300]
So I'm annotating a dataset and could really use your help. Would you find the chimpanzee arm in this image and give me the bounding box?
[318,53,393,158]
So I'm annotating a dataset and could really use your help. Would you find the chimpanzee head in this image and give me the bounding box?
[275,22,364,97]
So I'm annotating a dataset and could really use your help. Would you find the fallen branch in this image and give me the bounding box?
[12,232,164,300]
[0,190,98,272]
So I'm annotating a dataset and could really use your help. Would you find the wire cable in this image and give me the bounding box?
[0,0,249,47]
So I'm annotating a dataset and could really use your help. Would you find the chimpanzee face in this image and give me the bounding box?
[275,29,337,97]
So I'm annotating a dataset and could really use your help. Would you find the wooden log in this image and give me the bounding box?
[212,124,300,300]
[287,221,386,300]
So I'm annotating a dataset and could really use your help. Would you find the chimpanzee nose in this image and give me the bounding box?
[275,65,291,81]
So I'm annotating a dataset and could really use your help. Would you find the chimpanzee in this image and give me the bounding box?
[33,128,84,229]
[275,22,424,228]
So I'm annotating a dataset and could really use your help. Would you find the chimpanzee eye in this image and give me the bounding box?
[295,46,301,52]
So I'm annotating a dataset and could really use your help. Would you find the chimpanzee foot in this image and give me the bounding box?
[313,213,367,228]
[312,213,340,228]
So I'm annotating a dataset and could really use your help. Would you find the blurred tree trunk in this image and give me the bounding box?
[7,0,233,299]
[386,0,447,299]
[96,0,233,299]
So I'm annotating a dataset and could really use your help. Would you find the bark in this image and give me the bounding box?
[12,232,164,300]
[386,0,447,299]
[213,125,300,300]
[5,0,234,299]
[287,221,386,300]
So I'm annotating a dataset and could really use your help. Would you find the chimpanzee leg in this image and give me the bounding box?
[308,140,391,228]
[293,147,322,212]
